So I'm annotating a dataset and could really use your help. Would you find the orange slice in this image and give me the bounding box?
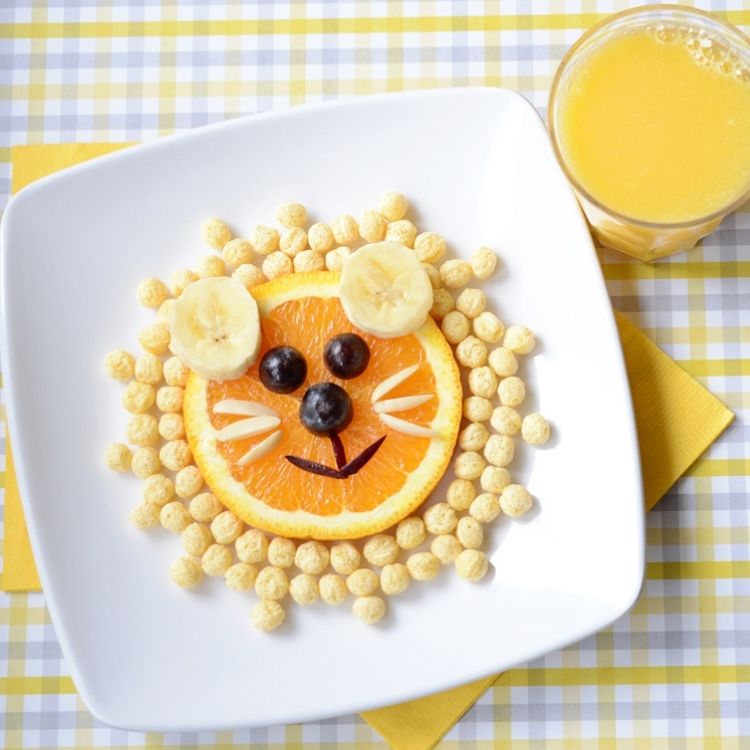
[184,271,462,539]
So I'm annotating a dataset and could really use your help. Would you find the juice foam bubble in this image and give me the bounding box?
[645,23,750,81]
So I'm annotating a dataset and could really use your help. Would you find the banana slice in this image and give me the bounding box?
[170,277,261,381]
[339,241,433,338]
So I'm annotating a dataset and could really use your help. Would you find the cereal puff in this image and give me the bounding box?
[396,517,426,550]
[385,219,417,248]
[251,600,286,631]
[295,540,330,575]
[276,202,307,229]
[359,209,387,243]
[137,277,169,308]
[455,336,488,368]
[456,516,483,549]
[446,478,476,511]
[500,484,533,518]
[196,255,226,279]
[488,347,518,377]
[441,310,471,345]
[210,510,244,544]
[171,556,203,589]
[201,218,232,249]
[453,451,486,480]
[504,325,536,355]
[458,421,489,452]
[122,381,155,414]
[159,440,192,472]
[330,214,359,245]
[250,225,280,255]
[168,269,198,297]
[380,563,410,596]
[189,492,222,523]
[480,465,511,495]
[423,502,457,535]
[473,312,505,344]
[439,258,473,288]
[483,434,515,467]
[330,541,361,575]
[262,251,293,280]
[497,376,526,407]
[422,263,442,289]
[267,537,296,568]
[293,249,325,273]
[138,323,170,355]
[143,473,174,506]
[406,552,440,581]
[225,562,258,592]
[160,501,191,533]
[280,227,308,257]
[379,191,409,221]
[455,549,489,581]
[104,349,134,381]
[130,501,161,529]
[430,289,455,321]
[347,568,379,596]
[236,528,269,564]
[202,544,234,576]
[232,263,266,291]
[469,492,501,523]
[125,414,159,448]
[307,222,334,253]
[325,246,351,271]
[414,232,447,264]
[134,353,163,386]
[470,246,498,279]
[491,406,522,436]
[522,413,551,446]
[462,396,493,422]
[156,385,184,414]
[363,534,399,566]
[431,534,462,564]
[181,522,214,557]
[352,596,386,625]
[158,413,185,441]
[455,288,486,319]
[319,574,348,605]
[289,573,320,605]
[105,443,132,472]
[131,447,160,479]
[163,356,189,387]
[468,366,498,399]
[222,238,254,269]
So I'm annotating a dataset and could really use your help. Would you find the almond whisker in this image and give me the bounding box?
[214,399,280,418]
[379,412,437,438]
[370,364,419,403]
[237,430,283,466]
[373,394,434,414]
[216,416,282,442]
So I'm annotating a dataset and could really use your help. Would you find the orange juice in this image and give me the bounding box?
[549,7,750,260]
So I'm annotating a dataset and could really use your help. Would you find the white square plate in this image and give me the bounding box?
[1,89,644,731]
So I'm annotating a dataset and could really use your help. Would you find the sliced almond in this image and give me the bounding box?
[370,364,419,403]
[379,412,437,438]
[373,394,434,414]
[215,415,281,442]
[237,430,283,466]
[214,399,280,418]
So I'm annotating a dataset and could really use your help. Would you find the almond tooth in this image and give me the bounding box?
[237,430,283,466]
[214,399,280,418]
[373,394,434,414]
[215,416,281,442]
[370,364,419,403]
[379,412,437,438]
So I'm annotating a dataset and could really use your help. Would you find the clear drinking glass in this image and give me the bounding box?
[548,5,750,262]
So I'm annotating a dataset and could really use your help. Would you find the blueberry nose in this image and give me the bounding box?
[299,382,353,436]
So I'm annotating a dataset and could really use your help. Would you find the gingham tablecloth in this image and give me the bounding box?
[1,2,748,748]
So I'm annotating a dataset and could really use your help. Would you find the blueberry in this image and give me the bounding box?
[299,383,353,436]
[324,333,370,379]
[259,346,307,394]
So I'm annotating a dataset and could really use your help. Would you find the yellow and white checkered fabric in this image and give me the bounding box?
[1,2,748,748]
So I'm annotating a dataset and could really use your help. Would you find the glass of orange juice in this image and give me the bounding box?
[548,5,750,262]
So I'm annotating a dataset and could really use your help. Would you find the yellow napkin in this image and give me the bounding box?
[1,144,735,749]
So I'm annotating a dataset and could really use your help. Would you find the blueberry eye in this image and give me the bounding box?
[324,334,370,379]
[259,346,307,393]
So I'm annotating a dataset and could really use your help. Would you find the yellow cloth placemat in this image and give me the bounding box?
[1,144,735,750]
